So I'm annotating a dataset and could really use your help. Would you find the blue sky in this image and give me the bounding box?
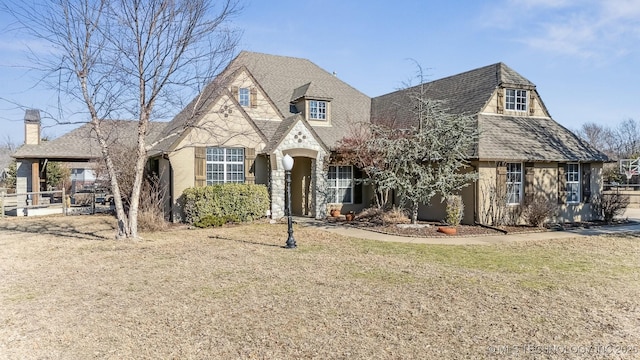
[1,0,639,144]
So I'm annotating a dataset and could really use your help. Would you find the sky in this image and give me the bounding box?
[1,0,639,145]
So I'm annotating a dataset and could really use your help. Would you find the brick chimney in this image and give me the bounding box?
[24,109,41,145]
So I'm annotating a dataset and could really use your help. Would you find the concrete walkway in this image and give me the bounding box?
[299,208,640,245]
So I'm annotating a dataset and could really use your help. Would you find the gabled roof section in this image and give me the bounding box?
[290,82,333,102]
[371,62,535,128]
[496,62,535,88]
[262,114,328,154]
[149,76,228,154]
[224,51,371,148]
[13,120,167,160]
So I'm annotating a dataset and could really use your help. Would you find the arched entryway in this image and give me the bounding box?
[290,156,312,216]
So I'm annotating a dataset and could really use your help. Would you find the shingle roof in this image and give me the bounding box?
[290,82,333,102]
[478,115,609,162]
[371,62,608,162]
[371,62,533,128]
[150,52,370,153]
[225,52,371,149]
[13,120,167,160]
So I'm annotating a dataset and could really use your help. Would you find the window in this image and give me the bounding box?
[505,89,527,112]
[238,87,250,107]
[566,163,580,203]
[309,100,327,120]
[506,163,522,205]
[327,165,353,203]
[206,147,244,185]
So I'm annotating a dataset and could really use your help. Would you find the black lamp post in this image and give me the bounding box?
[282,154,296,249]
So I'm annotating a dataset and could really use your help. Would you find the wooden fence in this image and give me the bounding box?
[1,189,68,218]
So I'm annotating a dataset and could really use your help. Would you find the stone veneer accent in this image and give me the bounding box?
[271,121,327,219]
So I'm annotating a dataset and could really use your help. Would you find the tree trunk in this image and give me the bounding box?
[411,203,418,224]
[126,110,151,239]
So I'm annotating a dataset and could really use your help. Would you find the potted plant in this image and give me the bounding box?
[327,203,342,217]
[345,211,355,222]
[438,195,464,235]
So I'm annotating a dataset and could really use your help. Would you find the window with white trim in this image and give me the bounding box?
[309,100,327,120]
[505,89,527,112]
[238,87,250,107]
[206,147,244,184]
[327,165,353,203]
[566,163,580,203]
[506,162,522,205]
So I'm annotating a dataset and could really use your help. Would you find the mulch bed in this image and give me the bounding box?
[328,217,632,238]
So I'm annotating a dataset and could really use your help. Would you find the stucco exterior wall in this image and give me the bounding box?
[173,96,265,151]
[556,162,603,223]
[416,182,476,225]
[168,95,267,222]
[231,71,282,121]
[476,161,604,225]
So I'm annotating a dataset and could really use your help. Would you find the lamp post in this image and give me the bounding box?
[282,154,296,249]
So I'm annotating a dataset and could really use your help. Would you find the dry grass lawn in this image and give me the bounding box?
[1,215,639,359]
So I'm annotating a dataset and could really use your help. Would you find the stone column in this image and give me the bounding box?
[270,152,286,219]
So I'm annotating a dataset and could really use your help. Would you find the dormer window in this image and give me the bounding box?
[505,89,527,112]
[309,100,327,120]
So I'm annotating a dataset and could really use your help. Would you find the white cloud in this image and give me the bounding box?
[488,0,640,60]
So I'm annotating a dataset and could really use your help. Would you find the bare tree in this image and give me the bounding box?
[613,118,640,158]
[335,122,391,209]
[5,0,241,238]
[1,135,17,152]
[575,122,615,157]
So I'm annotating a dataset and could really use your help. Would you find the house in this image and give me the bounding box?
[147,51,371,221]
[12,114,166,206]
[372,63,609,224]
[12,52,609,224]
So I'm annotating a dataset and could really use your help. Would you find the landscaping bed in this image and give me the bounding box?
[329,217,632,238]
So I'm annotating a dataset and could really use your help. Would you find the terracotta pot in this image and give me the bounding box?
[330,209,340,217]
[437,226,457,235]
[345,213,354,221]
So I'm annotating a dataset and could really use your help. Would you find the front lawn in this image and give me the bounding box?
[1,215,639,359]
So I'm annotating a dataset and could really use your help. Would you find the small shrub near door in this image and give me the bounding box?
[183,183,270,226]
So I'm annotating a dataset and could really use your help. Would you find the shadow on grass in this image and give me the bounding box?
[0,216,116,241]
[209,235,285,248]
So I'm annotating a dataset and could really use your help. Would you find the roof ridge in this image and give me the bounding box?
[238,50,371,99]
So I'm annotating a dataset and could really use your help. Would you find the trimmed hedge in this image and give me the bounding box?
[183,183,270,226]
